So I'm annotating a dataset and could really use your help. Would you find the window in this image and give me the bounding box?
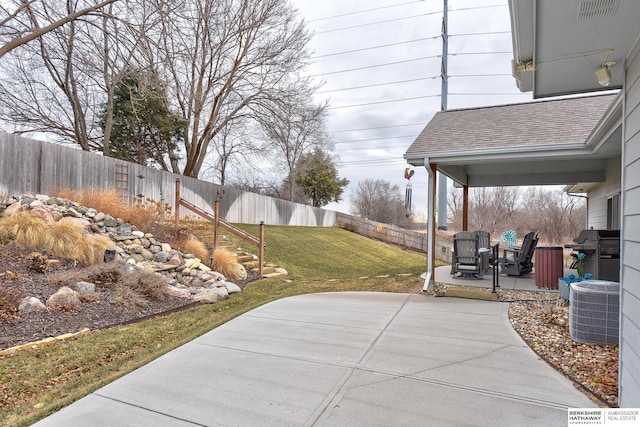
[607,194,620,230]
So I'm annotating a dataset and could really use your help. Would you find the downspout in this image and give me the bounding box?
[463,185,469,231]
[568,192,588,229]
[423,158,436,291]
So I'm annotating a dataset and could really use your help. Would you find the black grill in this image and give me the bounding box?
[565,230,620,282]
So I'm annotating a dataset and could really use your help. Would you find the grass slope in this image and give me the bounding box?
[235,224,427,279]
[0,225,435,426]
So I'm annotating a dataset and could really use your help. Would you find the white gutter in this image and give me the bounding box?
[406,142,593,165]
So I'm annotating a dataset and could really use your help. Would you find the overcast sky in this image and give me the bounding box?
[291,0,533,215]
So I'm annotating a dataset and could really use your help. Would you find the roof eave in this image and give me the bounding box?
[405,142,592,166]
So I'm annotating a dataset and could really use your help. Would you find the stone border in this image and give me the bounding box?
[0,328,91,357]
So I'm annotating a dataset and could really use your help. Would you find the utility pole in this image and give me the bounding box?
[437,0,449,230]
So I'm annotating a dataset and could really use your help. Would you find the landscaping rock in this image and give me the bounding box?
[18,297,47,314]
[165,285,192,299]
[225,282,242,294]
[30,206,55,223]
[153,251,170,263]
[193,291,218,304]
[211,287,229,300]
[103,214,118,227]
[46,287,81,311]
[117,223,132,236]
[74,281,96,293]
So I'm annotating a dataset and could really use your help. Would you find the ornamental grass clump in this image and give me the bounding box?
[45,220,85,261]
[78,234,116,266]
[213,248,244,280]
[179,239,209,263]
[0,212,49,249]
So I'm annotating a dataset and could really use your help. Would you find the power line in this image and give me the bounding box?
[450,51,512,56]
[331,123,426,133]
[316,77,438,94]
[339,159,407,168]
[449,30,511,37]
[328,95,439,110]
[449,92,530,96]
[449,73,512,77]
[311,56,441,77]
[449,4,508,12]
[334,135,417,144]
[314,11,440,35]
[307,0,425,22]
[308,1,506,24]
[312,35,440,58]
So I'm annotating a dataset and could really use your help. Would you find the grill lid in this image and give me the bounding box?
[573,229,620,244]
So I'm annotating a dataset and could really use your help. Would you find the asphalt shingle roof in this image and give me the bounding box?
[406,93,617,155]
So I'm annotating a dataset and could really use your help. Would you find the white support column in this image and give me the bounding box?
[423,158,435,291]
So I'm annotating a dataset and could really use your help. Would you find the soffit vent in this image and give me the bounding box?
[577,0,620,21]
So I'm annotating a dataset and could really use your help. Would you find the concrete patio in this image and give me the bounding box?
[34,292,595,426]
[434,265,573,293]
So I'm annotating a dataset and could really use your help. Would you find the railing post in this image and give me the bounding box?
[259,221,265,277]
[492,243,500,293]
[174,179,181,230]
[214,200,220,250]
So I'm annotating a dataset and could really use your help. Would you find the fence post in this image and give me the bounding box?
[174,179,181,230]
[259,221,265,277]
[214,200,220,250]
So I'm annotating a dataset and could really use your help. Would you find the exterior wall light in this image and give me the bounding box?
[596,61,616,86]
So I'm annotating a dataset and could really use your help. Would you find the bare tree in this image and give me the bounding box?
[0,0,143,151]
[200,117,266,185]
[351,179,415,228]
[518,187,585,244]
[446,185,586,243]
[260,95,330,201]
[0,0,118,59]
[447,185,464,230]
[468,187,519,237]
[150,0,314,177]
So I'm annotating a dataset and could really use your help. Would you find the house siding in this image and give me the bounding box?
[620,37,640,408]
[587,158,622,229]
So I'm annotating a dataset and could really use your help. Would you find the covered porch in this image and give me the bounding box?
[404,92,621,291]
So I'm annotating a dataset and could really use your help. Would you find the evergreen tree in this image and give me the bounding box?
[294,149,349,207]
[101,74,184,169]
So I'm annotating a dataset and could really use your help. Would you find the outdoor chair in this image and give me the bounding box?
[473,230,492,273]
[500,231,539,276]
[450,231,484,279]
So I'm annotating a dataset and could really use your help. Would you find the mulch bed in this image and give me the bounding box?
[0,245,257,350]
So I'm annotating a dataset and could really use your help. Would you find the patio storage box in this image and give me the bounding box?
[534,246,563,288]
[569,280,620,345]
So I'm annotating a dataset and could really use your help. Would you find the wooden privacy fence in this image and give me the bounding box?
[174,179,265,276]
[0,132,337,227]
[334,212,453,263]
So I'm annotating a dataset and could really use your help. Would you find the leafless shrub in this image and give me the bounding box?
[47,263,123,288]
[120,270,167,301]
[113,285,147,308]
[47,263,168,308]
[27,252,49,273]
[78,291,100,303]
[0,283,23,320]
